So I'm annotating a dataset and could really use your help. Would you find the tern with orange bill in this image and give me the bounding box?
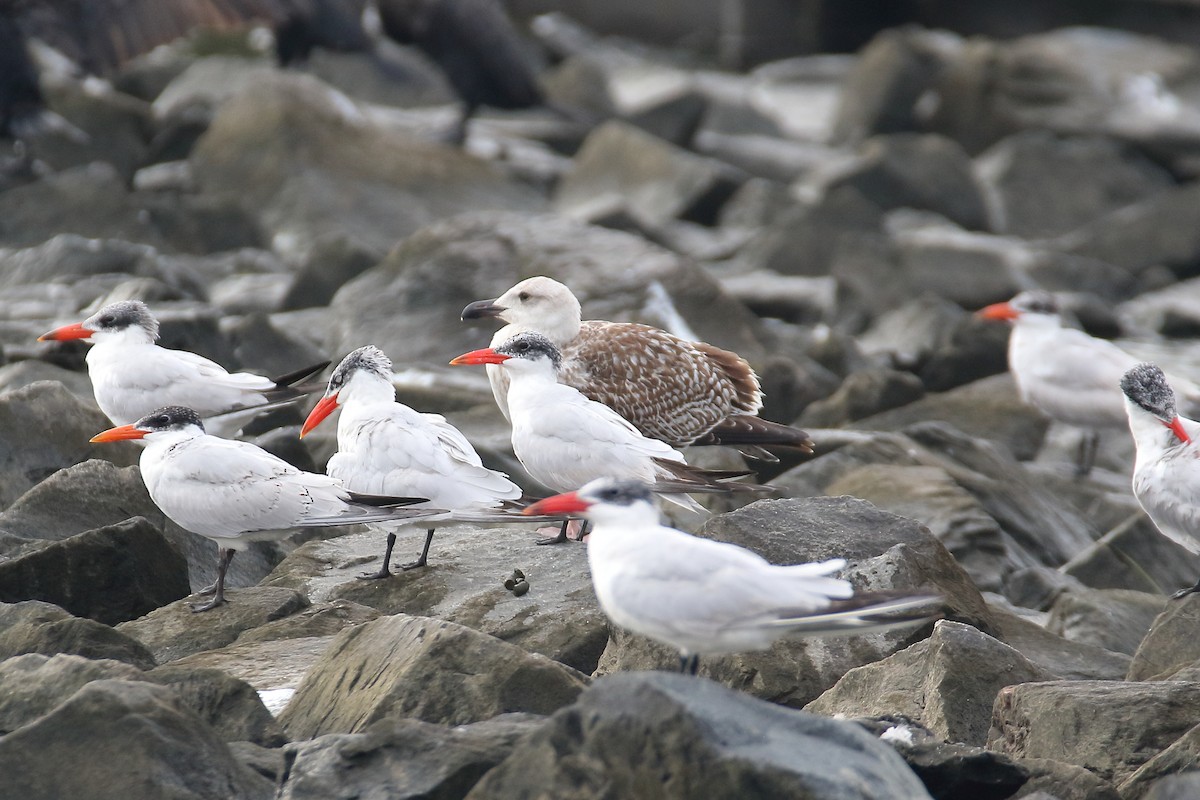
[450,332,769,543]
[40,300,327,435]
[1121,363,1200,598]
[92,406,442,611]
[978,290,1200,476]
[524,478,941,674]
[461,276,814,461]
[300,345,524,575]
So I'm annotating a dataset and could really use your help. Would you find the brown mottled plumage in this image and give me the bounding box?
[461,276,814,456]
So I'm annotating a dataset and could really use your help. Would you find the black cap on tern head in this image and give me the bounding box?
[1121,363,1177,420]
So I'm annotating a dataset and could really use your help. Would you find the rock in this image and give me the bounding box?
[279,233,384,311]
[1013,758,1121,800]
[466,672,932,799]
[329,210,767,368]
[279,614,588,738]
[27,80,151,180]
[0,600,155,669]
[0,679,272,800]
[554,120,743,229]
[168,636,335,715]
[1119,723,1200,799]
[221,312,329,383]
[1127,594,1200,680]
[278,715,541,800]
[0,516,189,625]
[1061,512,1200,597]
[145,665,285,746]
[832,27,950,144]
[887,219,1028,309]
[0,361,93,403]
[0,234,156,291]
[989,680,1200,785]
[234,599,380,643]
[738,185,884,277]
[262,523,609,674]
[798,368,925,428]
[823,464,1011,594]
[1144,773,1200,800]
[0,381,139,509]
[116,586,309,664]
[820,134,990,230]
[976,131,1175,239]
[1045,588,1164,656]
[0,653,143,735]
[807,620,1055,746]
[1058,183,1200,277]
[190,72,544,258]
[987,604,1131,682]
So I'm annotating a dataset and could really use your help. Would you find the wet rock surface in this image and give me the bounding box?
[5,5,1200,795]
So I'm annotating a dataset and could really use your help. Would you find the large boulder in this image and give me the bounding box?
[0,600,155,669]
[989,680,1200,785]
[0,653,144,735]
[280,614,588,738]
[0,680,271,800]
[1118,723,1200,800]
[807,620,1056,746]
[144,665,285,746]
[278,715,542,800]
[0,382,139,509]
[190,72,544,258]
[1127,594,1200,680]
[0,516,189,625]
[1044,588,1164,657]
[465,672,933,799]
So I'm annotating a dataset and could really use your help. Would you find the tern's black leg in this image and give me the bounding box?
[192,548,234,613]
[444,102,474,146]
[1075,430,1100,477]
[677,654,700,675]
[536,520,571,546]
[1172,577,1200,599]
[574,521,592,541]
[358,532,398,580]
[399,529,435,571]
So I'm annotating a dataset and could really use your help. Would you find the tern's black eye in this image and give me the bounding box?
[599,487,620,501]
[153,415,170,427]
[98,315,115,326]
[517,291,530,302]
[513,340,530,352]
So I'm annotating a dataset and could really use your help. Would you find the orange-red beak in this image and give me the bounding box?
[90,424,147,443]
[449,347,511,366]
[976,302,1019,322]
[1166,417,1192,444]
[523,491,591,516]
[300,393,339,439]
[38,322,93,342]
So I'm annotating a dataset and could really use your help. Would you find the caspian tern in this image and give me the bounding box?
[300,345,523,576]
[40,300,328,436]
[91,406,442,612]
[978,290,1200,476]
[524,478,941,673]
[1121,363,1200,597]
[450,332,768,543]
[461,276,814,460]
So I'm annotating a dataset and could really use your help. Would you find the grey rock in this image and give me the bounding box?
[1144,773,1200,800]
[988,604,1131,682]
[263,523,609,674]
[888,219,1027,309]
[27,81,151,180]
[0,679,271,800]
[116,586,309,664]
[554,120,743,228]
[989,680,1200,785]
[1058,183,1200,277]
[1119,723,1200,800]
[466,672,933,800]
[0,381,139,509]
[0,361,93,404]
[0,653,143,735]
[168,636,335,713]
[1045,588,1163,656]
[1061,510,1200,596]
[0,516,189,625]
[976,131,1174,239]
[145,665,285,746]
[279,714,541,800]
[280,614,587,738]
[823,133,990,230]
[234,599,381,643]
[0,600,155,669]
[190,72,544,258]
[279,233,385,311]
[807,620,1055,746]
[1012,758,1121,800]
[0,234,156,291]
[329,211,767,367]
[798,368,925,428]
[222,312,329,384]
[1127,594,1200,681]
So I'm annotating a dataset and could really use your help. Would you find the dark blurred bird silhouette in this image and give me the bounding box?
[2,0,546,146]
